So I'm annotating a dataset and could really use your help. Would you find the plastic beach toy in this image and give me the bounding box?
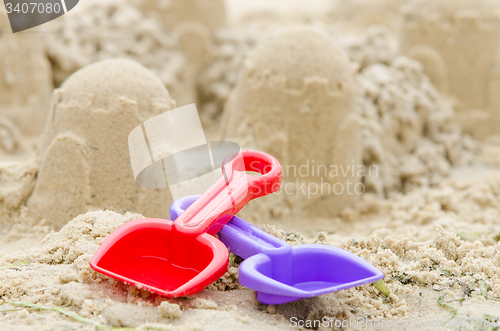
[90,150,281,297]
[171,196,384,304]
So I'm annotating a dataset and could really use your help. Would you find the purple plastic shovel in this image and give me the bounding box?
[170,195,384,305]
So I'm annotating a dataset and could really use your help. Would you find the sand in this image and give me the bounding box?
[401,0,500,139]
[44,0,191,106]
[207,24,476,231]
[3,171,500,330]
[1,0,500,330]
[328,0,406,34]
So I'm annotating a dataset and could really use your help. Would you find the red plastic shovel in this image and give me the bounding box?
[90,150,281,297]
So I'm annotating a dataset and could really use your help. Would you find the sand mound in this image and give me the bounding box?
[27,59,175,228]
[401,0,500,139]
[3,211,138,266]
[349,26,476,197]
[0,161,37,217]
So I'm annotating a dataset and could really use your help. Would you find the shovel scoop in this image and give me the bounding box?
[90,150,281,297]
[170,196,384,304]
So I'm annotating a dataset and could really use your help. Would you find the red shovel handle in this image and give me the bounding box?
[222,150,282,200]
[173,150,281,236]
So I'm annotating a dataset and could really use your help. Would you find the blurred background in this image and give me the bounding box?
[0,0,499,234]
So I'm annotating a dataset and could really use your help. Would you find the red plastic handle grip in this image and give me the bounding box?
[173,150,281,236]
[222,150,282,200]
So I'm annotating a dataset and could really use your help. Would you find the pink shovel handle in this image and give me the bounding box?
[173,150,281,236]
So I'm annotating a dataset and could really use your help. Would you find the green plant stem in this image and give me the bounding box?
[437,296,457,324]
[0,262,29,271]
[1,301,134,330]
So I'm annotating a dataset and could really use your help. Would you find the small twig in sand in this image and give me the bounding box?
[30,285,61,294]
[0,262,29,271]
[433,284,445,291]
[457,279,473,297]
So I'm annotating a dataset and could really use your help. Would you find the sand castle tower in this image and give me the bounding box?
[0,7,52,141]
[134,0,226,65]
[28,59,175,228]
[221,27,360,219]
[331,0,406,33]
[131,0,226,112]
[135,0,225,33]
[401,0,500,138]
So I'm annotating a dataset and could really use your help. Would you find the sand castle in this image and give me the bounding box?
[133,0,226,66]
[130,0,227,118]
[221,27,361,219]
[347,26,475,197]
[197,27,263,130]
[330,0,406,33]
[134,0,226,33]
[401,0,500,138]
[0,10,52,141]
[0,3,8,31]
[27,59,176,228]
[201,25,473,205]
